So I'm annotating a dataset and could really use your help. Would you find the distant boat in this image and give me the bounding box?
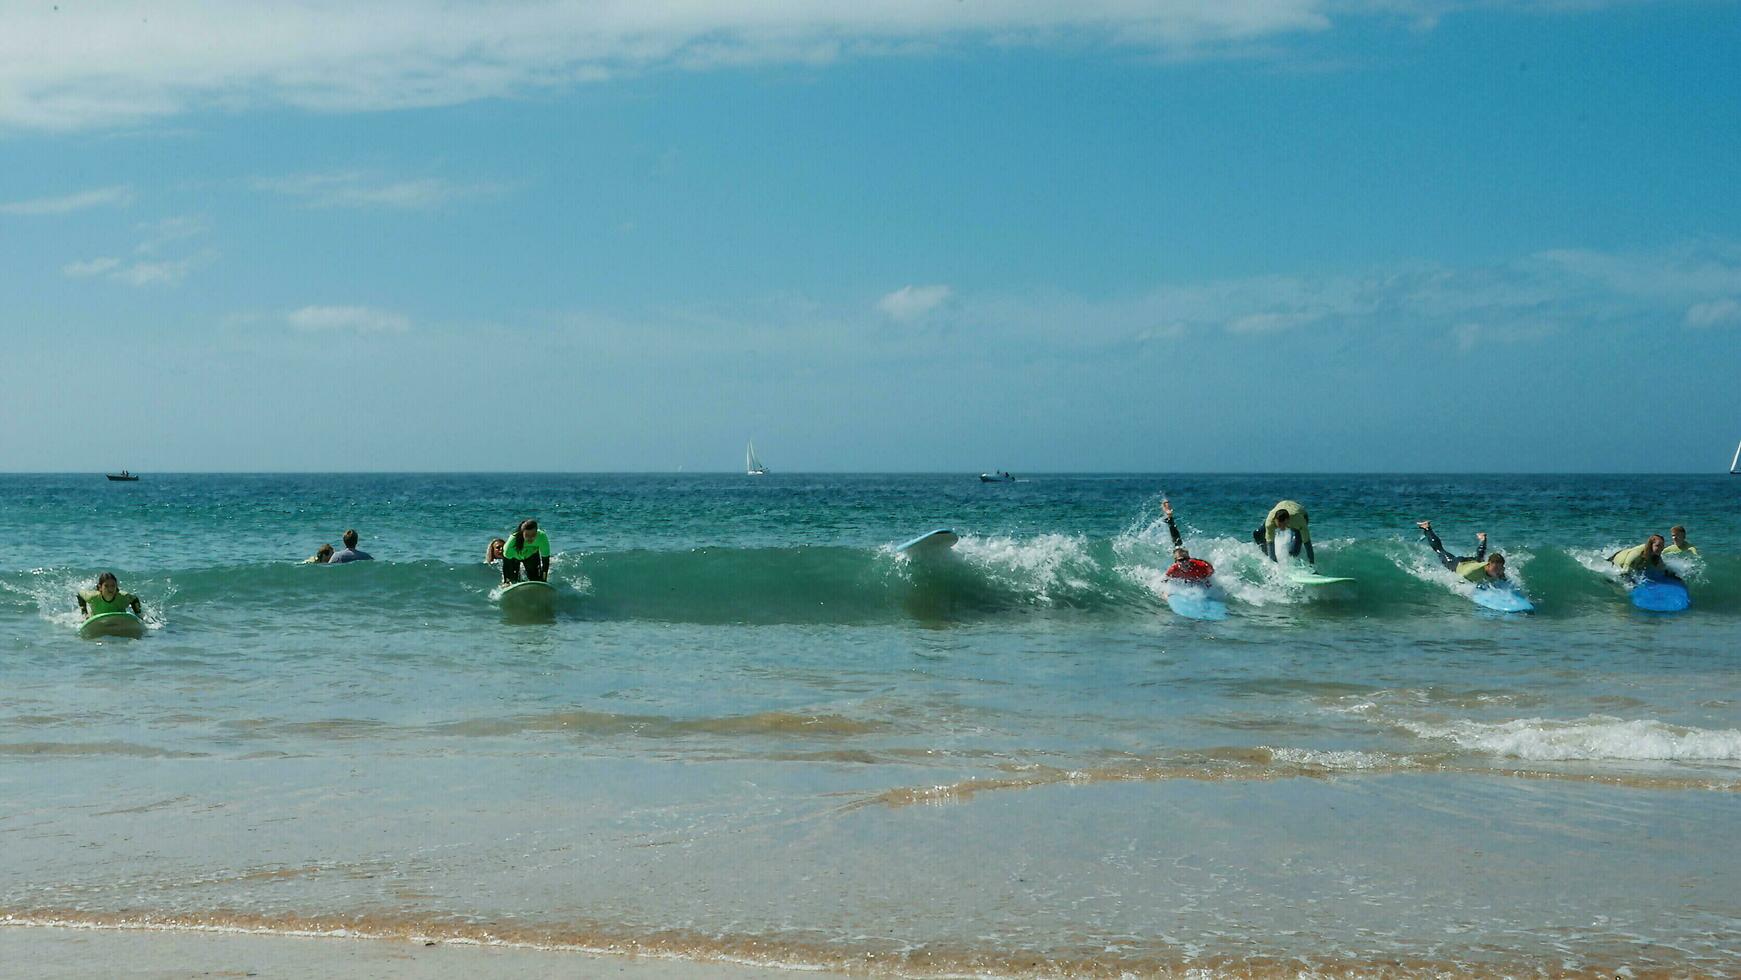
[105,471,139,482]
[1731,440,1740,475]
[746,441,768,476]
[979,471,1016,483]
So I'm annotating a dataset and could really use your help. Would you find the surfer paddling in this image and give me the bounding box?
[1160,499,1213,581]
[1415,521,1507,583]
[76,572,143,618]
[1609,534,1681,582]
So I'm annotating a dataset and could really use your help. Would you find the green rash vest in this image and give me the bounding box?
[79,589,137,616]
[1662,542,1698,556]
[1609,543,1660,573]
[1453,560,1491,583]
[502,530,550,561]
[1263,500,1311,544]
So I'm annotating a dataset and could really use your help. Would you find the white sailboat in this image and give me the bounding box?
[1730,439,1740,475]
[745,440,768,476]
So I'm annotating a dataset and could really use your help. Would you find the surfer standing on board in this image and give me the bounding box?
[1160,499,1213,581]
[76,572,143,618]
[501,520,550,584]
[1254,500,1315,566]
[1415,521,1507,583]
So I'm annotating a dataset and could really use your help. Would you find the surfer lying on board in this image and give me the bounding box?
[1254,500,1315,566]
[486,538,506,564]
[76,572,143,618]
[1160,499,1213,581]
[302,543,334,564]
[501,520,550,584]
[1415,521,1506,583]
[1663,525,1698,556]
[1609,535,1681,581]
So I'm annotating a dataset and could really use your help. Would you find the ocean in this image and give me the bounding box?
[2,473,1737,975]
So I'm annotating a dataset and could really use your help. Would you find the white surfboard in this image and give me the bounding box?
[896,528,959,556]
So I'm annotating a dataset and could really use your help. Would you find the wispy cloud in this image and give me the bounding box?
[60,213,213,287]
[1686,297,1741,328]
[286,306,412,334]
[877,284,953,321]
[0,185,132,215]
[252,172,506,210]
[0,2,1607,132]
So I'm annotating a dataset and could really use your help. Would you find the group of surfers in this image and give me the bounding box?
[71,507,1701,623]
[1158,498,1697,591]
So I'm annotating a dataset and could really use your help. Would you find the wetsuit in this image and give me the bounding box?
[1609,541,1675,579]
[1422,527,1490,583]
[502,530,550,583]
[1662,540,1698,556]
[78,589,140,616]
[1162,514,1214,581]
[1260,500,1315,564]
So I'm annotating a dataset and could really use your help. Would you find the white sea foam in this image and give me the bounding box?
[955,533,1095,603]
[1400,715,1741,761]
[1264,747,1415,771]
[1111,511,1296,607]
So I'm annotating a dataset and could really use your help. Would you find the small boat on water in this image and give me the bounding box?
[105,471,139,482]
[979,471,1016,483]
[745,441,768,476]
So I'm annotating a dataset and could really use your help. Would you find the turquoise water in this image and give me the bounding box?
[2,473,1738,974]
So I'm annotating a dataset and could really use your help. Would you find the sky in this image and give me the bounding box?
[2,0,1739,473]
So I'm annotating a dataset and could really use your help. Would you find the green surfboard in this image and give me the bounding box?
[78,611,148,639]
[499,579,557,615]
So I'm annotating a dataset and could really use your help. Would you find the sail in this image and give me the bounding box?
[746,441,766,474]
[1731,439,1740,474]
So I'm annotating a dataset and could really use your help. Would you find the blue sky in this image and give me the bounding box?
[2,1,1738,472]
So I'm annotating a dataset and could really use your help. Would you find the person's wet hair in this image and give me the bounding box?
[96,572,118,589]
[315,544,334,562]
[342,529,358,548]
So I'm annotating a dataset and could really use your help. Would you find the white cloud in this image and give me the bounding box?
[1685,297,1741,329]
[252,172,505,210]
[114,258,197,286]
[135,215,210,254]
[0,185,132,215]
[286,305,412,334]
[61,257,122,278]
[877,284,953,321]
[0,1,1567,132]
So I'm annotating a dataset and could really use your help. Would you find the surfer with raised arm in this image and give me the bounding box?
[1254,500,1315,566]
[1415,521,1506,583]
[1160,499,1213,581]
[501,520,550,584]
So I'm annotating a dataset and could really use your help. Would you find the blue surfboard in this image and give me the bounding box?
[1472,583,1534,613]
[1628,576,1690,613]
[1165,582,1228,621]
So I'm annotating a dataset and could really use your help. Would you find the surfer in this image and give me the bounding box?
[501,520,550,584]
[1255,500,1315,565]
[76,572,143,618]
[327,529,373,564]
[1662,525,1698,556]
[1415,521,1506,583]
[485,538,506,564]
[1160,499,1213,581]
[302,543,334,564]
[1609,535,1680,581]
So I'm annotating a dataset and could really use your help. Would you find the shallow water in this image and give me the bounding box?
[2,473,1737,974]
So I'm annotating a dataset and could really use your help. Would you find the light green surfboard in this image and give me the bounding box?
[499,579,557,614]
[78,611,148,639]
[1286,567,1354,586]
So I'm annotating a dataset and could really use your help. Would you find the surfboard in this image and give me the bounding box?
[499,579,557,614]
[78,611,147,639]
[1285,566,1354,586]
[896,528,959,556]
[1472,583,1534,613]
[1628,576,1690,613]
[1164,582,1228,621]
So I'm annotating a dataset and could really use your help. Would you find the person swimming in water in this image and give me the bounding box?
[1160,499,1213,582]
[501,520,550,584]
[327,529,373,564]
[303,543,334,564]
[1609,534,1680,581]
[1254,500,1315,565]
[1662,525,1698,556]
[75,572,143,619]
[1415,521,1507,584]
[485,538,506,564]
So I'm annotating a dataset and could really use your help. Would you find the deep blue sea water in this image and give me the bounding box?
[2,473,1737,974]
